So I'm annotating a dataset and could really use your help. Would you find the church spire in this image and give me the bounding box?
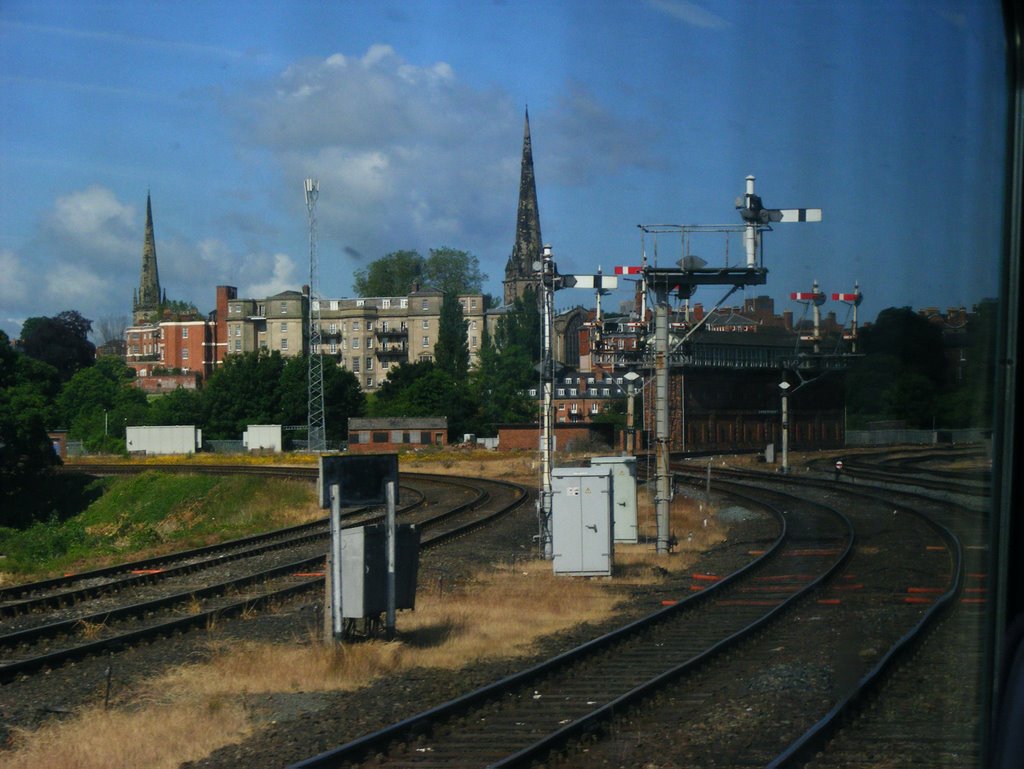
[504,108,543,306]
[133,191,162,324]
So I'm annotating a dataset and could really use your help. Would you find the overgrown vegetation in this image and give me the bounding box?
[0,472,320,579]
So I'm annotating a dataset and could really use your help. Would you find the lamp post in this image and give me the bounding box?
[779,380,791,474]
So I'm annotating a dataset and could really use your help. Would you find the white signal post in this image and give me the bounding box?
[536,247,619,560]
[791,280,827,354]
[832,283,863,352]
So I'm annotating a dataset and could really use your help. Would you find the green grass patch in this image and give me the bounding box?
[0,471,320,581]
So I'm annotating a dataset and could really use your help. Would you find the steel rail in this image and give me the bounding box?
[287,483,854,769]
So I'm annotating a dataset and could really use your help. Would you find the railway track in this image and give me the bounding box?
[281,450,974,768]
[286,481,858,768]
[0,466,527,684]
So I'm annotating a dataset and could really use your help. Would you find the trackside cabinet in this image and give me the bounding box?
[551,466,613,576]
[590,456,638,543]
[340,523,420,618]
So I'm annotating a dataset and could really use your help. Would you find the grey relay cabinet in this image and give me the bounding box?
[589,456,638,543]
[340,524,420,618]
[551,466,613,576]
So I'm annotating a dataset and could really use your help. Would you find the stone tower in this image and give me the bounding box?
[503,109,543,306]
[132,192,163,325]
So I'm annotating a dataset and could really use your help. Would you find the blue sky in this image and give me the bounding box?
[0,1,1008,340]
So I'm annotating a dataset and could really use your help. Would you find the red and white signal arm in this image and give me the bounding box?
[791,291,827,306]
[615,266,643,275]
[832,292,863,306]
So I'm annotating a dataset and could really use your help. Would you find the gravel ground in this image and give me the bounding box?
[0,493,772,768]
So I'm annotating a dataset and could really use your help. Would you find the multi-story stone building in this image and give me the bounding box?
[225,284,486,391]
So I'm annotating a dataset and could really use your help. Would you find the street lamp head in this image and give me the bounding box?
[778,381,791,391]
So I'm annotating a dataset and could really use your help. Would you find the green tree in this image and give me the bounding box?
[276,355,367,442]
[18,310,96,381]
[353,250,425,297]
[200,349,287,439]
[146,387,204,427]
[423,247,487,296]
[323,359,366,442]
[434,293,470,380]
[469,323,534,435]
[494,286,541,363]
[861,307,946,386]
[57,356,147,453]
[1,331,62,525]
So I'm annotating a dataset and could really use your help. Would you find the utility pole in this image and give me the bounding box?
[305,178,326,453]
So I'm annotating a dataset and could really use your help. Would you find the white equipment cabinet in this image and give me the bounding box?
[589,456,638,543]
[551,466,613,576]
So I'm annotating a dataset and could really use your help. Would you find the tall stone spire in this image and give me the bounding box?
[503,108,543,306]
[133,192,162,324]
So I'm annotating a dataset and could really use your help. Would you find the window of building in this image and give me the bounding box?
[312,300,320,311]
[372,431,387,443]
[382,299,391,309]
[259,340,267,348]
[356,299,365,307]
[258,303,266,316]
[329,342,337,354]
[471,320,477,330]
[570,388,577,396]
[330,300,338,310]
[367,321,374,331]
[234,340,240,351]
[352,337,360,349]
[181,327,188,339]
[557,388,565,396]
[366,376,374,388]
[558,403,565,411]
[182,348,189,359]
[281,338,289,350]
[366,337,373,349]
[422,336,429,347]
[366,356,373,370]
[471,336,477,347]
[280,322,287,333]
[352,358,360,372]
[422,319,429,329]
[353,320,360,331]
[400,299,408,308]
[603,388,610,397]
[471,299,477,310]
[564,377,572,385]
[422,299,429,310]
[529,388,537,397]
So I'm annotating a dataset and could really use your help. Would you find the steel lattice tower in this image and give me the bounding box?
[305,178,326,452]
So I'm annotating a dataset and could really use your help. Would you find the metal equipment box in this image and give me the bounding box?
[242,424,283,452]
[125,425,201,455]
[340,524,420,618]
[589,456,639,543]
[551,466,613,576]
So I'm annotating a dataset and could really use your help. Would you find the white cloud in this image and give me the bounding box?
[0,248,28,307]
[45,262,109,305]
[645,0,730,29]
[44,185,137,263]
[227,46,519,266]
[241,252,299,298]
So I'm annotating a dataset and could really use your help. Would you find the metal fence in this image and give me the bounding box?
[846,428,991,446]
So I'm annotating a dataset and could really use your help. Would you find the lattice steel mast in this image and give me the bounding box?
[305,178,326,452]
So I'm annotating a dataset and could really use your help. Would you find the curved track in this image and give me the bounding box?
[0,466,527,684]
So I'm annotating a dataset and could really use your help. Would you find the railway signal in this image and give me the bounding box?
[791,280,827,353]
[535,247,619,561]
[832,283,863,352]
[736,175,822,267]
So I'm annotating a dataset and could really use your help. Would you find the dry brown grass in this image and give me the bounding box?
[5,454,738,768]
[2,700,251,769]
